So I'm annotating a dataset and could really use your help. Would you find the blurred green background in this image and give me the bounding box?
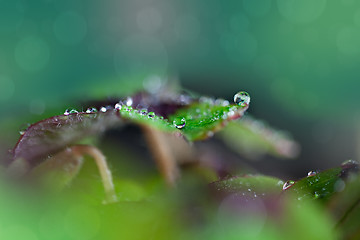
[1,0,360,177]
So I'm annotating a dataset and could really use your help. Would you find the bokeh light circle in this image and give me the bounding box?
[353,9,360,26]
[0,1,24,33]
[0,225,38,240]
[243,0,272,17]
[0,75,15,102]
[175,15,201,42]
[229,13,250,32]
[53,11,87,45]
[221,31,258,65]
[114,35,168,76]
[136,7,163,33]
[64,205,100,240]
[277,0,326,24]
[15,35,50,72]
[337,27,360,55]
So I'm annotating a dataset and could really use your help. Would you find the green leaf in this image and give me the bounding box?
[210,175,283,196]
[10,89,249,167]
[283,160,359,202]
[219,116,300,159]
[168,99,248,141]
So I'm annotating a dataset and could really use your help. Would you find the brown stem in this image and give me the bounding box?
[71,145,117,203]
[142,125,180,187]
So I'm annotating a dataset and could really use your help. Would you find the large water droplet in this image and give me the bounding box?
[64,109,78,115]
[307,170,318,177]
[234,91,250,107]
[173,117,186,129]
[282,180,295,190]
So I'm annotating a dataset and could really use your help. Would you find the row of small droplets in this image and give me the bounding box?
[63,91,251,128]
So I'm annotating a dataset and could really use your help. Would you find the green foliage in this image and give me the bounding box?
[1,86,359,240]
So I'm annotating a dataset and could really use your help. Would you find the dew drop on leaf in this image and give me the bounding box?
[140,109,148,115]
[282,180,295,190]
[148,112,155,118]
[307,170,318,177]
[100,107,107,112]
[233,91,250,107]
[314,192,320,199]
[64,109,78,115]
[114,103,122,111]
[173,117,186,129]
[86,107,98,113]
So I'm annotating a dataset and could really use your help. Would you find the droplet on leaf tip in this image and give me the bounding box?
[282,180,295,190]
[233,91,250,107]
[307,170,318,177]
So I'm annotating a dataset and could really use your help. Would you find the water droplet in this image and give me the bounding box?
[100,107,107,112]
[86,107,97,113]
[233,91,250,107]
[64,109,78,115]
[148,111,155,118]
[341,159,359,167]
[173,117,186,129]
[140,109,148,115]
[314,192,320,199]
[282,180,295,190]
[19,130,25,135]
[114,103,122,110]
[307,170,318,177]
[125,97,133,106]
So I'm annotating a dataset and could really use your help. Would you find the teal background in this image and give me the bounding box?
[1,0,360,175]
[0,1,359,239]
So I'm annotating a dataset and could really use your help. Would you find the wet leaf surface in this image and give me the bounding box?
[10,89,249,168]
[283,160,359,202]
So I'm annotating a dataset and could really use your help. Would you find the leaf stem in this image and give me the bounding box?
[72,145,117,203]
